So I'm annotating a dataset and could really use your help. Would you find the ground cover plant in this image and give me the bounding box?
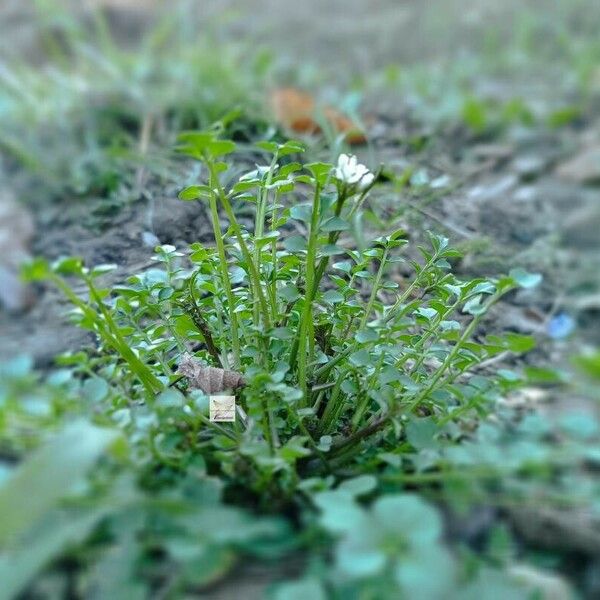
[4,120,599,597]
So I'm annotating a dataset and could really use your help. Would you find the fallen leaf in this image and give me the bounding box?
[177,354,245,394]
[270,87,366,144]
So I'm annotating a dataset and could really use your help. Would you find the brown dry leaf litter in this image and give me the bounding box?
[270,87,367,144]
[177,354,245,394]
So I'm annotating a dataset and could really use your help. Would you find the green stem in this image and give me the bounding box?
[329,292,505,457]
[358,247,389,330]
[296,184,321,401]
[51,274,162,398]
[207,190,241,369]
[206,158,272,330]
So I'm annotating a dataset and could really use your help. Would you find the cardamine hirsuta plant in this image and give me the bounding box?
[34,123,540,497]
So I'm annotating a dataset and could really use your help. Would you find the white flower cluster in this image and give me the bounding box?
[335,153,375,190]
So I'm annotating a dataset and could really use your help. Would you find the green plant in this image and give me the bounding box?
[30,126,541,499]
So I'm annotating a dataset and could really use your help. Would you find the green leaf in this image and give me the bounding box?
[349,349,373,367]
[373,494,442,542]
[509,268,542,289]
[394,546,455,600]
[503,333,536,353]
[255,140,278,153]
[209,140,237,157]
[318,244,345,257]
[322,290,344,304]
[338,475,377,497]
[462,97,488,132]
[22,258,50,282]
[278,284,301,302]
[524,366,567,384]
[85,514,146,600]
[82,377,109,403]
[406,418,437,451]
[179,185,211,200]
[180,544,235,587]
[177,132,236,158]
[270,327,295,340]
[52,256,84,276]
[463,295,486,315]
[283,235,307,252]
[321,216,350,232]
[0,507,111,600]
[272,578,326,600]
[290,203,313,223]
[317,435,333,452]
[306,162,332,184]
[0,421,118,545]
[574,352,600,380]
[356,329,378,343]
[314,491,365,534]
[156,389,185,408]
[278,140,306,157]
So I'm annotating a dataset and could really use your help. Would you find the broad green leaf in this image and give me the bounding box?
[338,475,377,497]
[406,418,438,451]
[373,494,442,542]
[278,284,301,302]
[322,290,344,304]
[179,185,211,200]
[290,203,313,223]
[0,421,117,545]
[305,162,332,184]
[321,216,350,232]
[0,507,110,600]
[356,329,378,343]
[283,235,307,252]
[52,256,84,276]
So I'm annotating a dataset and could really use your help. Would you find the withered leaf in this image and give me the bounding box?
[177,354,245,394]
[270,87,367,145]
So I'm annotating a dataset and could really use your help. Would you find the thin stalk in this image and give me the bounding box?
[51,274,162,398]
[288,187,350,366]
[207,191,241,369]
[398,299,461,372]
[206,158,271,330]
[84,280,163,398]
[351,352,386,431]
[269,190,282,322]
[382,253,438,326]
[330,292,505,458]
[295,184,321,401]
[358,247,389,330]
[403,296,500,414]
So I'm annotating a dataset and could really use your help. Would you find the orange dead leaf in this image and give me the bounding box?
[270,87,366,145]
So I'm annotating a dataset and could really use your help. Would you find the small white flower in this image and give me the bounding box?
[335,154,374,190]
